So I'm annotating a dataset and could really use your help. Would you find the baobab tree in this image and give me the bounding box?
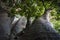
[15,8,60,40]
[14,0,60,40]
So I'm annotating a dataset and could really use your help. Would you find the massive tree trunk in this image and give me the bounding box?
[0,7,11,40]
[15,9,60,40]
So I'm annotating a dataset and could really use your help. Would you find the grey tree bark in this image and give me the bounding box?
[0,7,11,40]
[15,9,60,40]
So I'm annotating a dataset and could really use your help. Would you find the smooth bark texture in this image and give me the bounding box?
[0,10,11,40]
[13,16,27,34]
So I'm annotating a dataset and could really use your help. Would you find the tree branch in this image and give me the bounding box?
[9,18,21,40]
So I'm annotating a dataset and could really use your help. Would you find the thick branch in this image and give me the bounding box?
[9,18,20,40]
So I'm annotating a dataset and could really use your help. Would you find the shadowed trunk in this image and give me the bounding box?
[15,9,60,40]
[0,7,11,40]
